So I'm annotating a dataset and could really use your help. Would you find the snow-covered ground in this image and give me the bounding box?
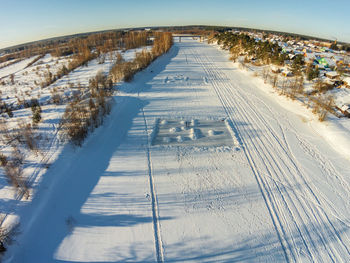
[0,54,71,109]
[0,47,153,248]
[0,57,34,79]
[3,38,350,262]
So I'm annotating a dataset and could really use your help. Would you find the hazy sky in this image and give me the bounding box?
[1,0,349,49]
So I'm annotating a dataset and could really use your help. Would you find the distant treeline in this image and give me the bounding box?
[0,31,152,63]
[1,25,349,61]
[40,31,152,89]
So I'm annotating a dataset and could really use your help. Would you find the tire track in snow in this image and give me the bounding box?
[212,60,350,261]
[229,77,350,203]
[210,62,350,227]
[200,53,345,262]
[190,48,350,262]
[234,83,350,234]
[214,52,349,261]
[189,49,295,262]
[140,106,164,263]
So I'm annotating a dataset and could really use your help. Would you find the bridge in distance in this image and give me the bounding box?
[172,34,204,42]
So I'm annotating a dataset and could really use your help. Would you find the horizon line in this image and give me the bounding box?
[1,24,347,52]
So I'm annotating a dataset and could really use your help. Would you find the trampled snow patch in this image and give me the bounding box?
[151,119,239,147]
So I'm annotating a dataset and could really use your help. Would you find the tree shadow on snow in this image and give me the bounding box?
[117,45,180,95]
[5,95,171,262]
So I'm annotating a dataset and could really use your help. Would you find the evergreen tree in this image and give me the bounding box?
[291,55,305,75]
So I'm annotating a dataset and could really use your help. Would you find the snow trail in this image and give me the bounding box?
[190,47,350,262]
[141,106,164,263]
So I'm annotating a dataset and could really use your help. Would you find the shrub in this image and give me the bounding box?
[57,65,69,77]
[291,55,305,75]
[50,89,62,105]
[0,223,20,254]
[3,146,28,197]
[272,74,278,88]
[0,119,13,144]
[17,122,38,154]
[31,99,42,124]
[60,72,114,146]
[0,153,8,167]
[115,52,124,64]
[306,65,319,81]
[10,74,14,85]
[60,99,89,146]
[313,79,333,93]
[6,107,13,118]
[135,49,153,70]
[110,61,136,82]
[310,95,335,121]
[98,53,106,64]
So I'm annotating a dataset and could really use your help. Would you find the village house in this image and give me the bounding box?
[343,77,350,88]
[325,71,340,80]
[340,104,350,117]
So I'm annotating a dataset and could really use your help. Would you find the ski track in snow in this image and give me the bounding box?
[141,105,164,263]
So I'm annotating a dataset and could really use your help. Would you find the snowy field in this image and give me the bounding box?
[3,38,350,262]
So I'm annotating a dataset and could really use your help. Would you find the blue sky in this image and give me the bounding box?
[0,0,349,49]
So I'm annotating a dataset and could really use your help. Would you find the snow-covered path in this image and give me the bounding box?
[188,47,350,262]
[5,39,350,262]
